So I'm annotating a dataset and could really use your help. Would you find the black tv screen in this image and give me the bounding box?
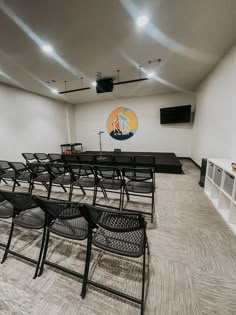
[160,105,191,124]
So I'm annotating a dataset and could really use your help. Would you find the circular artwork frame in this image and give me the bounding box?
[107,107,138,140]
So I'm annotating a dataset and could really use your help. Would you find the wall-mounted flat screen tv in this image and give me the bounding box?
[160,105,191,124]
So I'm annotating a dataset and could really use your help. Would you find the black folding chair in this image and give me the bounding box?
[68,163,99,203]
[46,163,74,200]
[95,155,114,166]
[0,161,18,190]
[0,191,46,279]
[95,165,124,210]
[0,193,14,248]
[62,154,79,164]
[80,204,150,315]
[33,197,88,279]
[48,153,62,163]
[114,155,134,168]
[9,162,32,192]
[27,163,51,197]
[122,168,155,223]
[78,154,95,165]
[34,153,49,163]
[22,153,38,164]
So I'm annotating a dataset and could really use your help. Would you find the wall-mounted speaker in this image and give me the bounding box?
[96,78,113,94]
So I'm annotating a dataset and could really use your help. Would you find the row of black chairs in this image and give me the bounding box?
[0,160,155,222]
[0,191,149,314]
[22,152,156,168]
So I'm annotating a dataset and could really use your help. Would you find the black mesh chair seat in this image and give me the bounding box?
[126,181,154,194]
[52,174,72,185]
[0,200,14,218]
[34,173,50,182]
[99,178,123,190]
[49,217,88,240]
[17,171,31,181]
[93,227,144,257]
[74,177,96,187]
[0,171,15,179]
[14,207,45,229]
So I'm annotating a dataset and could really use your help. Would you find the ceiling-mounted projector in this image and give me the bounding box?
[96,78,113,93]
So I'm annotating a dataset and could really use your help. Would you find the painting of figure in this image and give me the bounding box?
[107,107,138,140]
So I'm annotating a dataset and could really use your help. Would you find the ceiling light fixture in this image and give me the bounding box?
[51,88,58,94]
[42,44,53,54]
[137,16,149,27]
[92,81,97,87]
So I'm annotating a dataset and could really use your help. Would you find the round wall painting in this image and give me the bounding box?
[107,107,138,140]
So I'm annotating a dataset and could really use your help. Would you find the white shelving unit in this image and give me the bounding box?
[205,158,236,234]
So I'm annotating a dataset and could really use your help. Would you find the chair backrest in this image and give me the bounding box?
[95,155,114,165]
[46,163,68,177]
[95,165,120,179]
[68,163,94,178]
[48,153,62,163]
[0,190,34,211]
[122,167,154,181]
[114,155,133,166]
[78,154,95,165]
[134,155,155,167]
[9,162,28,174]
[62,154,79,164]
[82,204,145,232]
[22,153,37,163]
[27,162,48,175]
[0,160,11,171]
[34,197,83,220]
[34,153,49,162]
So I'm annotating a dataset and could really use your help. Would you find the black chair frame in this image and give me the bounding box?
[0,191,46,279]
[80,204,150,315]
[94,165,125,210]
[68,163,100,204]
[122,167,155,223]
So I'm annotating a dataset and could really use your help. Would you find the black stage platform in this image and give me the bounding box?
[79,151,182,174]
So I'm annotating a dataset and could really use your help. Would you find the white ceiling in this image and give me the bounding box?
[0,0,236,104]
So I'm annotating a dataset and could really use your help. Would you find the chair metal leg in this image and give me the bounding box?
[60,184,67,192]
[141,247,146,315]
[12,179,16,192]
[119,187,123,210]
[1,178,8,185]
[1,220,15,264]
[151,191,154,223]
[92,185,97,206]
[38,228,50,277]
[47,182,52,200]
[81,228,93,299]
[30,179,34,193]
[69,183,73,201]
[33,225,47,279]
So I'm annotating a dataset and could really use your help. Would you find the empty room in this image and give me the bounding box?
[0,0,236,314]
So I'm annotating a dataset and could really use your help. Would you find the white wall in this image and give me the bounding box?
[75,93,195,157]
[0,84,69,161]
[191,44,236,165]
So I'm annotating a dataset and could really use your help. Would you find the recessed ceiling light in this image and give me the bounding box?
[51,88,58,94]
[92,81,97,87]
[42,44,53,54]
[137,16,149,27]
[148,72,155,78]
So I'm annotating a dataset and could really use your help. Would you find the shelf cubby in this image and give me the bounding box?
[204,159,236,235]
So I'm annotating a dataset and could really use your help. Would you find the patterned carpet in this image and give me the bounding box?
[0,160,236,315]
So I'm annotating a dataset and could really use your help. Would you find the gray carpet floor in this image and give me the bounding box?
[0,160,236,315]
